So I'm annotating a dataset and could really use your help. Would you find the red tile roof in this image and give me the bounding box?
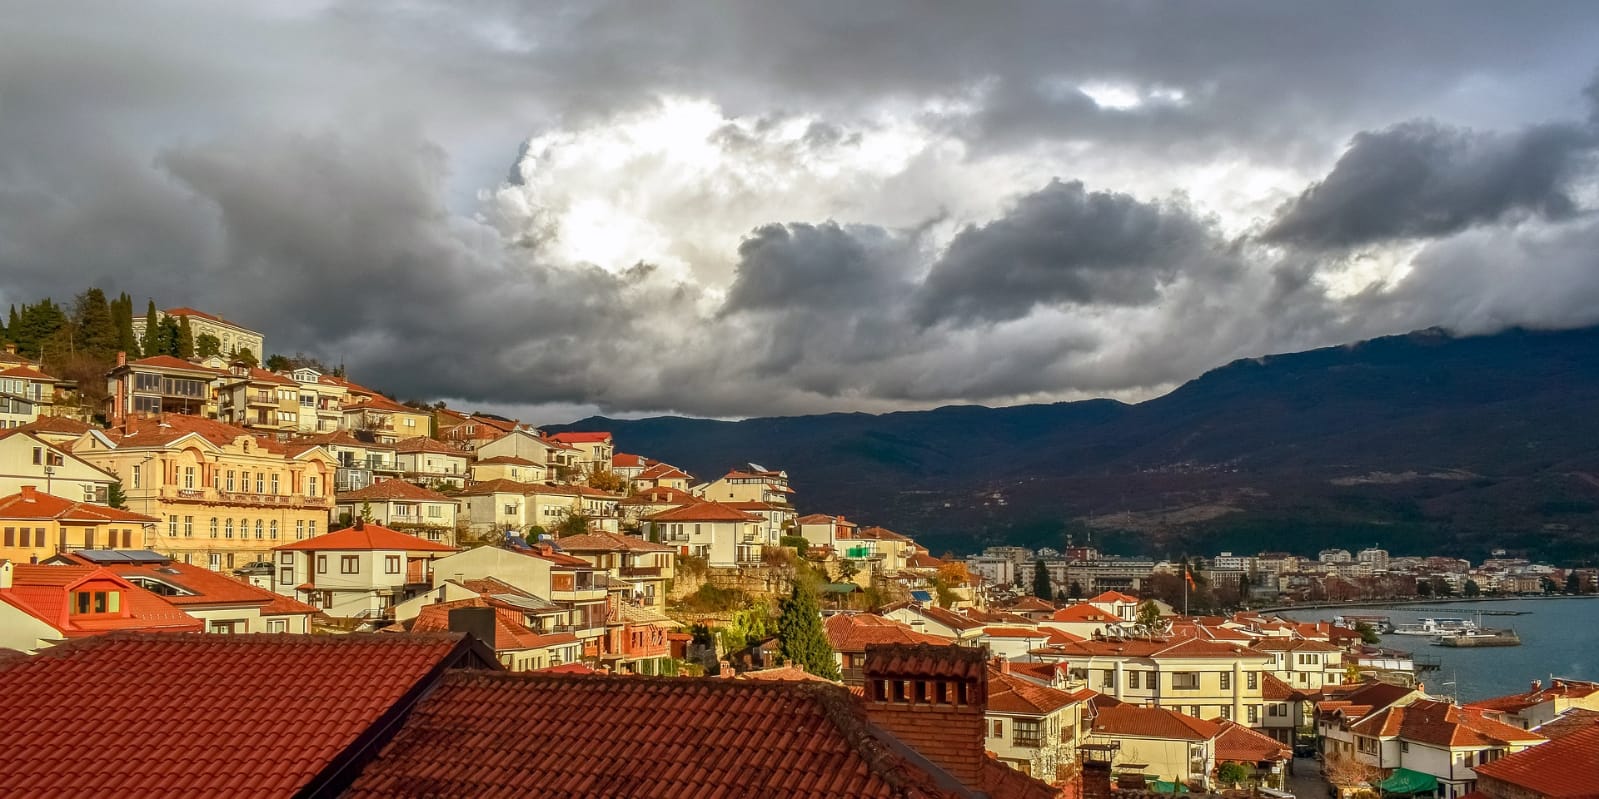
[164,307,253,330]
[108,561,281,607]
[611,452,647,468]
[619,486,701,505]
[857,525,912,542]
[1003,596,1057,612]
[474,454,539,466]
[1468,678,1599,714]
[1092,704,1221,742]
[12,416,94,437]
[1473,721,1599,797]
[125,354,221,373]
[824,613,952,652]
[273,521,457,552]
[638,462,692,480]
[1214,720,1292,763]
[336,479,456,503]
[410,599,578,653]
[988,668,1084,715]
[1048,603,1123,623]
[735,664,838,683]
[344,671,979,799]
[393,435,465,455]
[1350,699,1546,747]
[1261,671,1300,701]
[0,487,158,524]
[547,431,611,444]
[644,501,761,522]
[1533,708,1599,740]
[0,564,201,637]
[553,531,673,553]
[0,364,55,381]
[0,632,486,796]
[982,626,1051,639]
[1088,590,1140,603]
[240,367,298,386]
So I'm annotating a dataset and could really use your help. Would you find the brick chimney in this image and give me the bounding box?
[353,517,365,531]
[861,643,989,789]
[20,486,37,502]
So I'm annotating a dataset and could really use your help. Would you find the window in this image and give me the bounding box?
[316,555,327,574]
[280,552,294,565]
[226,470,236,492]
[184,516,194,538]
[1399,740,1409,753]
[1189,705,1201,717]
[1269,703,1288,717]
[271,474,280,494]
[297,520,305,539]
[267,619,288,633]
[1358,736,1379,755]
[1102,670,1116,689]
[240,472,249,493]
[71,590,120,615]
[279,567,294,585]
[307,476,318,497]
[1247,671,1259,690]
[1172,672,1200,690]
[308,519,318,536]
[427,505,442,518]
[255,474,264,493]
[1219,706,1232,720]
[1129,670,1141,689]
[209,553,221,569]
[131,464,141,488]
[210,518,219,538]
[991,719,1003,736]
[224,519,234,539]
[340,555,359,574]
[254,520,264,539]
[169,515,178,539]
[1220,672,1231,691]
[1012,719,1041,747]
[226,553,234,569]
[269,520,278,539]
[385,555,401,574]
[209,620,243,634]
[2,527,12,547]
[84,528,95,549]
[35,528,45,548]
[183,466,195,489]
[1248,704,1260,724]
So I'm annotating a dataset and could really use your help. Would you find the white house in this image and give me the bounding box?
[271,519,456,618]
[333,479,460,543]
[642,502,765,567]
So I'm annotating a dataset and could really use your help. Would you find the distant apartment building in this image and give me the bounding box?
[106,354,223,420]
[1356,547,1390,572]
[131,307,265,361]
[1318,548,1353,564]
[0,350,57,429]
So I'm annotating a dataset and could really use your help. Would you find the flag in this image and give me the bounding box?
[1185,566,1197,590]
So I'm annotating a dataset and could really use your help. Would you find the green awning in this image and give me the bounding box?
[820,582,859,594]
[1377,767,1438,794]
[1149,781,1189,794]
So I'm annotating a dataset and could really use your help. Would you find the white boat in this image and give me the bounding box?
[1390,617,1478,636]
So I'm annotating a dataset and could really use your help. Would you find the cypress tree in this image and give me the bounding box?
[1032,558,1052,600]
[776,583,839,679]
[140,301,160,358]
[114,292,140,357]
[156,316,181,357]
[176,316,195,358]
[5,305,17,341]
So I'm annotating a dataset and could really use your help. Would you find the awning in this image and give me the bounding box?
[1148,781,1189,794]
[1377,767,1439,794]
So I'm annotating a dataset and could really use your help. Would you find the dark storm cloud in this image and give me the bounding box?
[913,180,1232,325]
[1262,120,1598,248]
[721,222,914,313]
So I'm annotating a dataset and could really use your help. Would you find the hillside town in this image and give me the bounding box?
[0,309,1596,798]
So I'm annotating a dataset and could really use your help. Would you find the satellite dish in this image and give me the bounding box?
[747,462,768,472]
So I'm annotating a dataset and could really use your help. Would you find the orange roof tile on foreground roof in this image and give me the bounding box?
[336,479,456,503]
[274,521,457,552]
[1214,720,1292,763]
[611,452,646,468]
[0,632,492,797]
[0,488,158,524]
[1533,708,1599,740]
[1350,699,1546,747]
[108,560,278,607]
[344,670,982,799]
[1092,704,1221,742]
[988,668,1084,715]
[1473,721,1599,798]
[12,416,94,436]
[643,501,761,522]
[825,613,952,652]
[0,564,201,636]
[1260,671,1300,701]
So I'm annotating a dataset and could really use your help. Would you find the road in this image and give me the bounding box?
[1284,757,1333,798]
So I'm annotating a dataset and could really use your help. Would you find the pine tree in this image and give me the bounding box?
[72,288,118,361]
[155,316,181,357]
[1032,558,1052,600]
[140,301,160,358]
[234,347,258,368]
[176,316,195,358]
[15,299,67,359]
[5,306,17,342]
[114,292,140,357]
[777,583,839,679]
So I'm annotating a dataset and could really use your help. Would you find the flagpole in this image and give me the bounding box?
[1183,562,1189,617]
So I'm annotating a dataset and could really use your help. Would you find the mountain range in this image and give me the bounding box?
[548,326,1599,563]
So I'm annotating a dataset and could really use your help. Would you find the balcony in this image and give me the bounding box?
[248,393,276,407]
[162,487,331,509]
[618,565,667,578]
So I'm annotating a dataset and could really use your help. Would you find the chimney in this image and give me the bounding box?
[0,561,12,590]
[353,517,364,531]
[1081,758,1113,799]
[115,350,126,367]
[861,643,989,790]
[20,486,37,502]
[1531,679,1542,693]
[448,606,497,651]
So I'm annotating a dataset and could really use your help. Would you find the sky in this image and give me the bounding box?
[2,1,1598,425]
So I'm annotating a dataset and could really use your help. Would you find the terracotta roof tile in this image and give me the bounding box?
[273,521,457,552]
[1350,699,1546,747]
[0,488,158,524]
[1472,722,1599,797]
[1048,604,1123,623]
[392,436,465,455]
[0,632,483,798]
[824,613,951,653]
[1092,704,1221,742]
[987,668,1084,715]
[644,501,761,522]
[344,671,976,799]
[553,531,673,553]
[547,431,611,444]
[336,480,456,503]
[0,564,202,637]
[1214,720,1292,763]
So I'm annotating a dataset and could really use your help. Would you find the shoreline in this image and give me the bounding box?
[1252,594,1599,615]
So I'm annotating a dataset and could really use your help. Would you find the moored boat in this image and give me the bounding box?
[1391,617,1477,636]
[1431,628,1521,647]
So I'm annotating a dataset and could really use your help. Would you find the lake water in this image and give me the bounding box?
[1291,598,1599,702]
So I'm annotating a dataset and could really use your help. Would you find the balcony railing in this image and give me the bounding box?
[164,488,331,509]
[618,566,666,578]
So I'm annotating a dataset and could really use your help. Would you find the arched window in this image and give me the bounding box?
[269,520,278,539]
[224,519,234,538]
[255,520,264,539]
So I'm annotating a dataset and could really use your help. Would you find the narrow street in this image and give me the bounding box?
[1284,756,1334,798]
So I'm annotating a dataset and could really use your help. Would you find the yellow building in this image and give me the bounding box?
[0,430,117,504]
[0,485,160,562]
[131,307,265,362]
[71,415,336,571]
[217,366,301,437]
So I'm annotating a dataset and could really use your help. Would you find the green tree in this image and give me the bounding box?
[360,500,374,522]
[140,301,160,359]
[176,316,195,358]
[1216,762,1248,787]
[1031,558,1052,600]
[776,583,839,679]
[71,288,118,361]
[1567,572,1581,594]
[1069,580,1083,598]
[1417,579,1432,597]
[13,299,67,359]
[234,347,258,368]
[107,482,127,510]
[1136,599,1162,630]
[552,509,593,537]
[1354,621,1381,645]
[113,292,140,357]
[1464,579,1482,597]
[1436,577,1455,597]
[196,333,221,358]
[265,353,290,371]
[1541,577,1558,594]
[4,305,16,342]
[154,315,181,357]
